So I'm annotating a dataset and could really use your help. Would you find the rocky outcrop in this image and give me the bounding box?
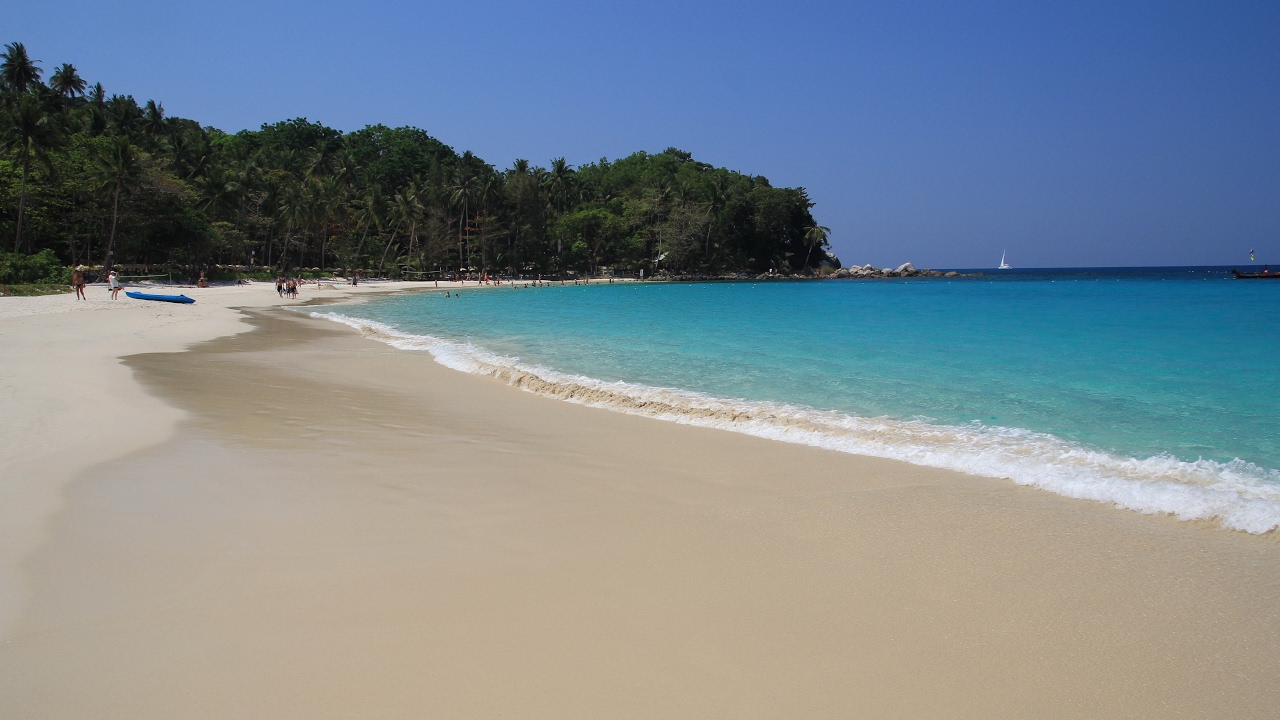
[646,265,973,281]
[821,262,972,280]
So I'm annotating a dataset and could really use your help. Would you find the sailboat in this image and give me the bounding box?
[998,251,1011,269]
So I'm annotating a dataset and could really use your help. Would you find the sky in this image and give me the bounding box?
[9,0,1279,268]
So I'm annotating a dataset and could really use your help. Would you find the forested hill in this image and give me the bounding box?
[0,41,833,278]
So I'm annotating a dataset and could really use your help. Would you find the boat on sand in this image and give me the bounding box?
[125,291,196,303]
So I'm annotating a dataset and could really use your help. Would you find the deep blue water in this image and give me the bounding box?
[320,266,1280,532]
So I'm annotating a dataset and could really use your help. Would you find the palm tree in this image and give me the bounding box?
[142,100,166,142]
[803,224,830,270]
[401,179,425,260]
[350,183,385,269]
[543,158,576,260]
[0,42,41,94]
[448,170,478,267]
[90,136,144,270]
[84,83,109,136]
[277,181,313,270]
[0,94,63,252]
[49,63,86,103]
[381,182,421,273]
[195,167,235,214]
[314,175,343,268]
[164,128,211,180]
[704,174,731,260]
[545,157,575,214]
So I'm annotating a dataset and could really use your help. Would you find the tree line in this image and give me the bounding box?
[1,41,833,280]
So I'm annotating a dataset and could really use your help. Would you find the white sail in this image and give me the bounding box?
[998,251,1011,269]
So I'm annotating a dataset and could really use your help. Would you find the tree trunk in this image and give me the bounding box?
[14,148,30,253]
[101,183,121,271]
[354,221,370,269]
[405,220,417,274]
[378,228,399,275]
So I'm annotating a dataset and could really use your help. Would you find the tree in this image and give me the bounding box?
[447,170,478,267]
[381,182,421,273]
[142,100,166,142]
[803,224,830,270]
[49,63,86,102]
[0,42,41,94]
[90,136,144,270]
[349,183,385,269]
[0,93,64,251]
[545,157,575,214]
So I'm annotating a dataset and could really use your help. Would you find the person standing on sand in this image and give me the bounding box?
[71,267,86,300]
[276,276,284,297]
[108,271,121,299]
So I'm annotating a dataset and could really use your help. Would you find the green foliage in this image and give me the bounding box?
[0,41,831,278]
[0,248,67,283]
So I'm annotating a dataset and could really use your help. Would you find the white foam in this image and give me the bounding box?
[312,310,1280,534]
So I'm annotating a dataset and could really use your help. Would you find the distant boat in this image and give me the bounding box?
[1232,268,1279,280]
[998,251,1012,269]
[125,291,195,304]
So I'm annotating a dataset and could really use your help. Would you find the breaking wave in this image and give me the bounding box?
[312,310,1280,534]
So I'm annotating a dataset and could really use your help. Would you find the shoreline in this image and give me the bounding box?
[309,297,1280,536]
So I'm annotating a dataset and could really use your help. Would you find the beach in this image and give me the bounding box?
[2,282,1278,718]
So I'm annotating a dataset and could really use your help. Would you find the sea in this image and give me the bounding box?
[313,267,1280,533]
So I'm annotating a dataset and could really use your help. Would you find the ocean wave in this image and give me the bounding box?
[311,310,1280,534]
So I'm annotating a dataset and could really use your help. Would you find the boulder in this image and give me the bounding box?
[895,262,917,276]
[945,271,958,277]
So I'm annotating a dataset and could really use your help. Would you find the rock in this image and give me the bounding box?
[834,268,851,278]
[945,271,958,277]
[895,262,917,276]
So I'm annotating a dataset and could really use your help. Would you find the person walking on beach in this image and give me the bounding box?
[108,271,121,299]
[71,267,86,300]
[276,276,284,297]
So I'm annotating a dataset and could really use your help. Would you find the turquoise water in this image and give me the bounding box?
[317,268,1280,532]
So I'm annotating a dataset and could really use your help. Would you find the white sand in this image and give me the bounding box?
[0,279,454,635]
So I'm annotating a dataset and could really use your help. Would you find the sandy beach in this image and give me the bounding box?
[2,281,1278,718]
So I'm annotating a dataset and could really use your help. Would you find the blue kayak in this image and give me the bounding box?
[125,291,195,304]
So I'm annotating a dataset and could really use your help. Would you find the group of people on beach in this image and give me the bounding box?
[69,267,123,300]
[276,276,301,298]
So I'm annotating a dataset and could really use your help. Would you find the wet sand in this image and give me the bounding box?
[2,305,1278,718]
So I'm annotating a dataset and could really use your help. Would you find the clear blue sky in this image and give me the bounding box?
[10,1,1279,267]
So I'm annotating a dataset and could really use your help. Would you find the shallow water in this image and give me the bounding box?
[318,267,1280,532]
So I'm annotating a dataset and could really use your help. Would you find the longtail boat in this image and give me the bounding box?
[1231,269,1280,279]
